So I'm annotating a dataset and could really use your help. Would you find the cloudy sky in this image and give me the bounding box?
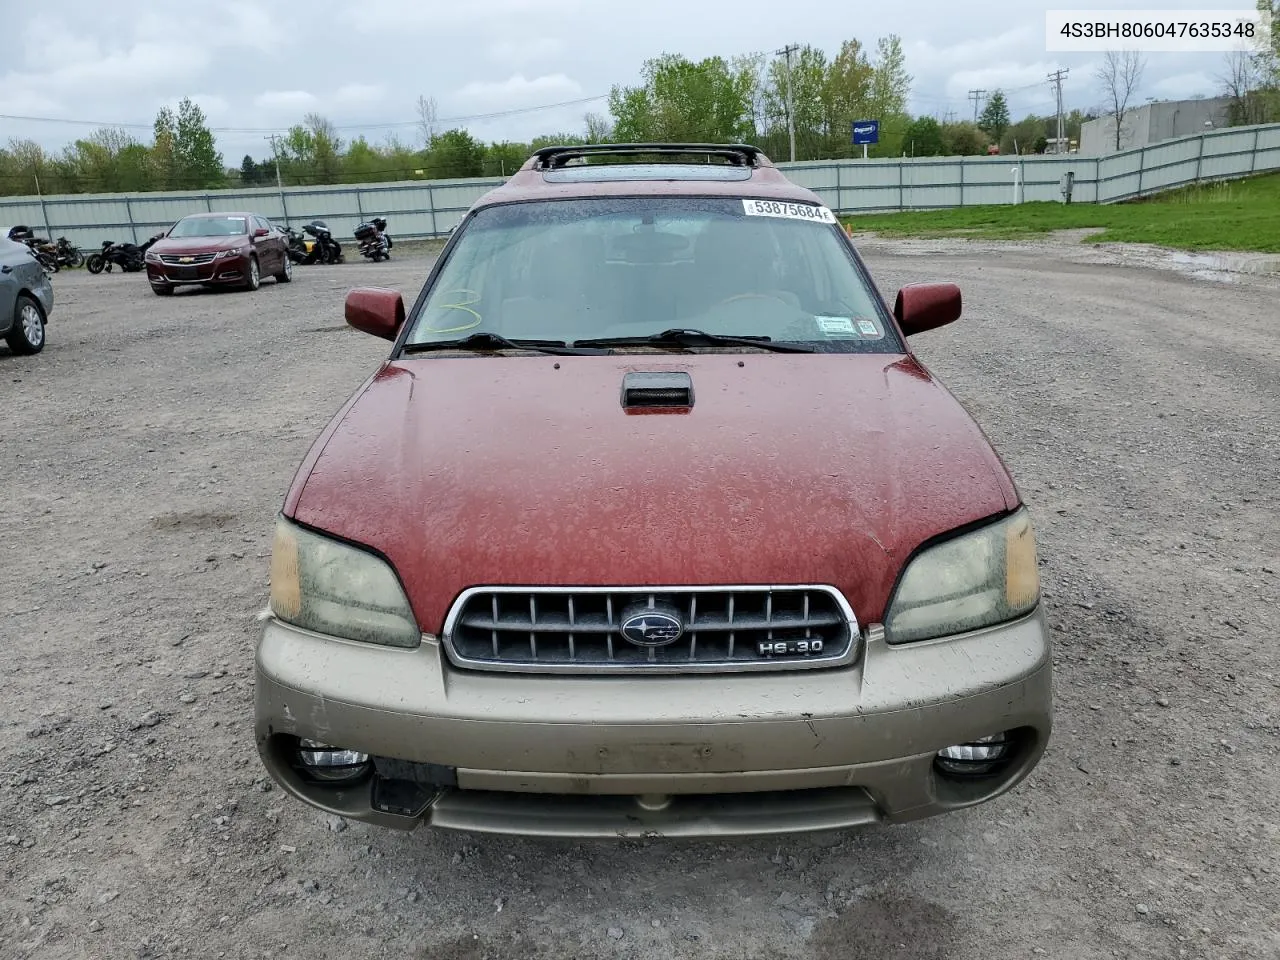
[0,0,1254,162]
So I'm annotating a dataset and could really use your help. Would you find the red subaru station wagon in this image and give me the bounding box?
[145,212,291,295]
[255,143,1052,838]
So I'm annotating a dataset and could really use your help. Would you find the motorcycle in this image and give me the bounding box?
[138,232,164,256]
[354,216,393,262]
[283,224,318,265]
[86,239,145,274]
[54,237,84,269]
[7,226,59,272]
[302,220,343,264]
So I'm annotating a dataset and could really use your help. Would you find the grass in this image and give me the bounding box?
[844,172,1280,253]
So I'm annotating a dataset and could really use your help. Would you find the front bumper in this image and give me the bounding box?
[147,255,246,287]
[255,609,1052,837]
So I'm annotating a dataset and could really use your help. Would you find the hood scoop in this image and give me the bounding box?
[620,371,694,410]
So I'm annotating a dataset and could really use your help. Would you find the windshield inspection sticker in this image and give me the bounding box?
[816,316,858,338]
[856,319,881,337]
[742,199,837,223]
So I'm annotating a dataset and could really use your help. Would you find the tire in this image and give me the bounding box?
[274,254,292,284]
[86,254,105,274]
[70,250,85,268]
[242,256,260,292]
[6,294,46,355]
[331,242,343,264]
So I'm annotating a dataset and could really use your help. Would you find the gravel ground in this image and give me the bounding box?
[2,243,1277,960]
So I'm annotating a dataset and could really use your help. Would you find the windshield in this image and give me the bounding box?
[168,216,248,238]
[404,197,901,353]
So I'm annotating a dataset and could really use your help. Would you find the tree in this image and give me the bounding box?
[867,36,911,157]
[940,121,988,155]
[342,137,387,182]
[173,98,224,189]
[416,95,439,149]
[903,116,945,156]
[978,90,1011,144]
[426,129,484,179]
[240,155,260,184]
[484,141,529,177]
[760,44,831,160]
[1001,114,1045,154]
[608,54,757,143]
[823,39,876,141]
[60,128,154,192]
[282,114,344,184]
[151,107,178,188]
[584,112,613,143]
[151,99,223,189]
[1096,50,1146,150]
[529,132,586,152]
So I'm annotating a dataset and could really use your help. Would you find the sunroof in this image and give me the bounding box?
[543,163,753,183]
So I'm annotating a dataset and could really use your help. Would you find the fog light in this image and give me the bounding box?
[935,733,1011,776]
[297,739,371,782]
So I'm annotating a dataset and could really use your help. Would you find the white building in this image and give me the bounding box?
[1079,96,1232,155]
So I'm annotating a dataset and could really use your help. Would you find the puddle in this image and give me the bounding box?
[855,233,1280,285]
[1164,250,1280,276]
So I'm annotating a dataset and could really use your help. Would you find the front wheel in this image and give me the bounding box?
[70,250,85,268]
[274,255,292,284]
[242,256,260,291]
[86,254,105,274]
[6,294,46,354]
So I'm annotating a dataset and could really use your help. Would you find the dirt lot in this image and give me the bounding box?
[2,242,1278,960]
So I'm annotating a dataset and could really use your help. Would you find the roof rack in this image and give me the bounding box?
[531,143,767,170]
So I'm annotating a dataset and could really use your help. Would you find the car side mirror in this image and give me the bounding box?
[893,283,962,336]
[254,227,270,238]
[345,287,405,341]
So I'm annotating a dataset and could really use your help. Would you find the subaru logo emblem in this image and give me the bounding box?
[619,607,684,647]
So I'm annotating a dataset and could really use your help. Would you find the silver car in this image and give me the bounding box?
[0,237,53,354]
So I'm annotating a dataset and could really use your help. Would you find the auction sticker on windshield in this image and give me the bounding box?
[742,199,837,223]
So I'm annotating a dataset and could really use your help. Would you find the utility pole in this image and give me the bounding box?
[1047,68,1070,154]
[265,134,287,220]
[777,43,801,162]
[968,89,987,124]
[265,134,285,191]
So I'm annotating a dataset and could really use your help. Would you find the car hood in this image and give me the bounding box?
[151,236,248,254]
[287,353,1019,633]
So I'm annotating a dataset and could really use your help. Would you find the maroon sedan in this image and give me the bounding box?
[145,212,291,295]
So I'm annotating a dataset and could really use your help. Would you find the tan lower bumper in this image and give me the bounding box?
[254,609,1052,836]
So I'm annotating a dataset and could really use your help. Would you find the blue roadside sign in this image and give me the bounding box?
[851,120,879,145]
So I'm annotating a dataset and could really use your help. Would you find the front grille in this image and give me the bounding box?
[159,253,216,265]
[441,586,860,674]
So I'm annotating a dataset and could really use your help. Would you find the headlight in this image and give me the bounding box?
[269,517,420,648]
[884,509,1040,644]
[144,251,161,262]
[217,247,247,259]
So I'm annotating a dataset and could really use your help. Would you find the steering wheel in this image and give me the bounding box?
[423,288,483,334]
[712,292,795,310]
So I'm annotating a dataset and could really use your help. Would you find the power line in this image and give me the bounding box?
[0,95,610,136]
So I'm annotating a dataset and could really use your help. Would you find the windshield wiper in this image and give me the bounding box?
[574,328,814,353]
[401,331,605,356]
